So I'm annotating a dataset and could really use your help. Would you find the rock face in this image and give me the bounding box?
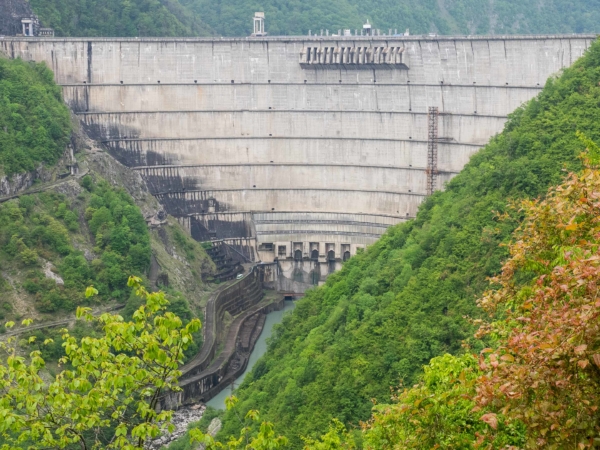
[68,118,216,301]
[145,404,206,450]
[0,136,75,199]
[43,260,64,285]
[0,165,57,197]
[0,170,37,197]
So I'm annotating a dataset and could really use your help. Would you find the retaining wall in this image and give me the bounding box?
[178,266,263,382]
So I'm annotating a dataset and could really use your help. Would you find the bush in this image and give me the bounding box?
[81,175,93,192]
[18,247,38,266]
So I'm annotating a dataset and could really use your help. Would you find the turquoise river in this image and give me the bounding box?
[206,299,296,410]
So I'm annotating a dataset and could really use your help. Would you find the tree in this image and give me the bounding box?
[475,144,600,448]
[0,276,201,449]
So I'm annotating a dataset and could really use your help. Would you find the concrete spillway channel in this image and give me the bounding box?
[161,265,282,409]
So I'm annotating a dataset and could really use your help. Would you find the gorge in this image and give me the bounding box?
[1,33,594,292]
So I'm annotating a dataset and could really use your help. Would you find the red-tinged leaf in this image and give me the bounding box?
[577,359,589,369]
[593,354,600,368]
[481,413,498,430]
[574,344,588,355]
[478,355,487,371]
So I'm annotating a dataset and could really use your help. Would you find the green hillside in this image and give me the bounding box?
[26,0,600,38]
[182,0,600,36]
[215,38,600,447]
[0,57,71,177]
[28,0,212,37]
[0,180,151,315]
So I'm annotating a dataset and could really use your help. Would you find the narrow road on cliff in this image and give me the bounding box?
[1,303,124,339]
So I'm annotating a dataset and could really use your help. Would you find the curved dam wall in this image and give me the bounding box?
[2,34,595,284]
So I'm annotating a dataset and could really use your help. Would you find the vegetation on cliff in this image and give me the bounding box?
[24,0,600,38]
[0,176,150,315]
[0,57,71,176]
[217,38,600,447]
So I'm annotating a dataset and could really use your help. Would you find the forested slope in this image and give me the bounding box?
[27,0,212,36]
[0,57,71,177]
[21,0,600,38]
[182,0,600,36]
[217,39,600,447]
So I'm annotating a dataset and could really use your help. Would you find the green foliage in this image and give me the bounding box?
[0,180,151,313]
[124,287,202,363]
[0,57,71,177]
[84,180,152,297]
[29,0,211,37]
[25,321,100,362]
[359,354,524,449]
[0,276,202,449]
[172,226,198,263]
[303,355,525,449]
[182,0,600,36]
[217,39,600,448]
[81,175,93,192]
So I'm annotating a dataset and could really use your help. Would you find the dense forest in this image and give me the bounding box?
[182,0,600,37]
[0,58,71,176]
[212,38,600,447]
[20,0,600,37]
[0,179,151,312]
[28,0,212,37]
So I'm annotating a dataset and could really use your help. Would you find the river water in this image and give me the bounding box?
[206,299,296,410]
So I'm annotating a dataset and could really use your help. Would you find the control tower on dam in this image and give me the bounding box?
[2,33,595,288]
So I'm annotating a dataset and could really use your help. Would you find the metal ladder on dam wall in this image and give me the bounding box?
[426,106,439,196]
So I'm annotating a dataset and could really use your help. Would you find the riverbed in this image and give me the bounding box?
[207,299,296,410]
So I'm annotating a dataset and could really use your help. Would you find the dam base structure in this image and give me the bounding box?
[2,34,595,291]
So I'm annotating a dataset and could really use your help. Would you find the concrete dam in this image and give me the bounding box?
[1,34,595,289]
